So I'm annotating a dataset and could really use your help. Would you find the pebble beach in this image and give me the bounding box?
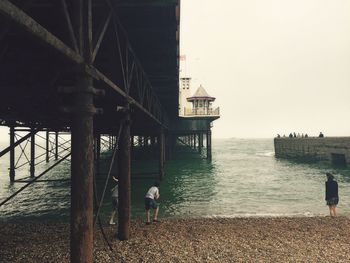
[1,217,350,262]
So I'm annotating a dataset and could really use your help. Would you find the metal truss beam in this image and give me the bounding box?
[0,128,37,158]
[0,0,169,127]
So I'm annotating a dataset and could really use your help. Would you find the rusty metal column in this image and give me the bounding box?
[118,106,131,240]
[71,73,94,262]
[9,125,15,182]
[194,134,197,150]
[207,129,212,160]
[71,0,94,262]
[158,128,165,181]
[46,130,50,162]
[198,133,203,153]
[30,127,35,178]
[55,131,59,160]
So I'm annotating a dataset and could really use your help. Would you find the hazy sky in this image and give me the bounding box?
[0,1,349,141]
[180,0,350,138]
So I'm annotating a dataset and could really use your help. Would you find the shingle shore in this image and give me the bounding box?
[1,217,349,262]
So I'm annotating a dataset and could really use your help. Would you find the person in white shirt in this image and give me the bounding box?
[144,181,160,224]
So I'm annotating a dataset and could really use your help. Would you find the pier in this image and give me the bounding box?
[274,137,350,165]
[0,1,219,262]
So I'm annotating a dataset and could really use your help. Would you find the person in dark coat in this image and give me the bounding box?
[325,173,338,217]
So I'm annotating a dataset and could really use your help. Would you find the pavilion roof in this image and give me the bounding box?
[187,85,216,101]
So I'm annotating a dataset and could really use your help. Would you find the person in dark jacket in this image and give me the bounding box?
[325,173,338,217]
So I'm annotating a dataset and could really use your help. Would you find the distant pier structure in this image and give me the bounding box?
[274,137,350,166]
[176,78,220,160]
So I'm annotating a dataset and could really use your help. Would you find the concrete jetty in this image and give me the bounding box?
[274,137,350,165]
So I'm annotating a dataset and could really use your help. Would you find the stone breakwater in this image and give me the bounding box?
[1,217,350,262]
[274,137,350,165]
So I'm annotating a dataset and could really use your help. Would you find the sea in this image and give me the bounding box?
[1,137,350,222]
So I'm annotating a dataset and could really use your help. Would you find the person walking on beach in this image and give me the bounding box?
[145,181,160,225]
[325,173,338,217]
[109,176,118,225]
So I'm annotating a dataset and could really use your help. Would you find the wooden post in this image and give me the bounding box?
[30,127,35,178]
[118,105,131,240]
[9,125,15,182]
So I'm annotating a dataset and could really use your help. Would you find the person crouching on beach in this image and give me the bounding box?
[145,181,160,225]
[325,173,338,217]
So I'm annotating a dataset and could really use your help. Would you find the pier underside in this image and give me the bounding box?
[0,0,186,262]
[0,1,218,262]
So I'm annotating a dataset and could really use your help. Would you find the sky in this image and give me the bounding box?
[180,0,350,138]
[1,1,350,141]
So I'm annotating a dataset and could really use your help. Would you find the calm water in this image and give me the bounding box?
[1,138,350,222]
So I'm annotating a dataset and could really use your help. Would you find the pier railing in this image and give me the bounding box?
[183,107,220,117]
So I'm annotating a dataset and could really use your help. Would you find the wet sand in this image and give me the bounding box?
[1,217,350,262]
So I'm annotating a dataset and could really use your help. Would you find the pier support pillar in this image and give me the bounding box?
[9,125,15,182]
[207,129,212,160]
[70,73,95,263]
[70,2,94,259]
[94,133,101,175]
[96,133,101,168]
[55,131,58,160]
[151,136,155,147]
[46,130,50,162]
[166,134,174,160]
[131,135,134,158]
[137,136,142,147]
[159,128,165,180]
[144,136,148,148]
[30,127,35,178]
[118,105,131,240]
[198,133,203,153]
[194,134,197,150]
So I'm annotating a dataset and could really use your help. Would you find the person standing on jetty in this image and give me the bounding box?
[109,176,118,225]
[325,173,338,217]
[145,181,160,225]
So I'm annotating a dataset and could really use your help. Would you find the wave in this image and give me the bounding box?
[255,151,275,157]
